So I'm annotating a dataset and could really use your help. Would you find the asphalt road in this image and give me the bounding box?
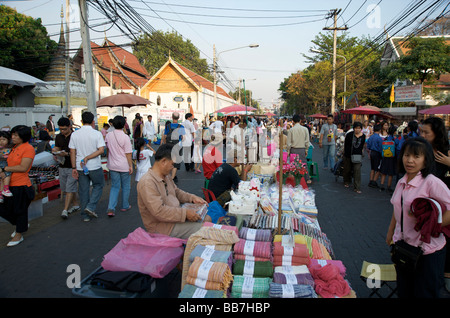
[0,141,443,298]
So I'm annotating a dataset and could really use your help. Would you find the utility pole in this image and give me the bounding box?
[323,9,347,115]
[79,0,97,123]
[65,0,70,116]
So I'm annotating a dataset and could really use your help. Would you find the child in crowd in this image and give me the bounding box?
[379,125,399,193]
[366,124,383,188]
[132,137,155,182]
[0,131,13,201]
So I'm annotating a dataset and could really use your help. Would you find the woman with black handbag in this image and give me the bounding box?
[343,121,365,194]
[385,137,450,298]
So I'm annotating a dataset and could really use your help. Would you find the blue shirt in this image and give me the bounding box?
[164,123,185,143]
[367,133,382,153]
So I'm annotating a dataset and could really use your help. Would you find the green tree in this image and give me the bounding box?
[386,37,450,84]
[281,32,386,112]
[132,30,212,81]
[0,5,57,79]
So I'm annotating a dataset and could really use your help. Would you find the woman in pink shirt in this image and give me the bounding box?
[386,137,450,298]
[105,116,133,217]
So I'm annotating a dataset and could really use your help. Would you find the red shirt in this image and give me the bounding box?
[202,145,223,179]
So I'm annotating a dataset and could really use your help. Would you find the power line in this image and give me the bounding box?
[125,0,329,13]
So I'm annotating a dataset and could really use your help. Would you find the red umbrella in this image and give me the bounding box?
[341,106,381,115]
[419,105,450,115]
[309,113,327,119]
[216,104,257,115]
[266,112,276,117]
[97,93,152,116]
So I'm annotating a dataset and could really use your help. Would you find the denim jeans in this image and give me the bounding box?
[322,144,336,169]
[78,167,105,218]
[107,170,131,211]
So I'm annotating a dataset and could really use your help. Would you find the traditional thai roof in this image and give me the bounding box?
[91,39,149,90]
[142,57,232,99]
[73,38,150,90]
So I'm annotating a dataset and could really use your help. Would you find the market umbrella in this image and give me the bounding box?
[309,113,327,119]
[419,104,450,115]
[0,66,48,87]
[266,112,276,117]
[96,93,152,116]
[216,104,257,115]
[341,106,381,115]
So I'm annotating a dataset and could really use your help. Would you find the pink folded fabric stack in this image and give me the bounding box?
[233,239,272,262]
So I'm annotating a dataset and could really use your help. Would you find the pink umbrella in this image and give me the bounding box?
[419,105,450,115]
[266,112,276,117]
[309,113,327,119]
[216,104,257,115]
[341,106,381,115]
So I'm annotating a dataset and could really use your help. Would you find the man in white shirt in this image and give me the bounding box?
[143,115,156,143]
[182,113,195,171]
[209,117,224,134]
[69,112,106,222]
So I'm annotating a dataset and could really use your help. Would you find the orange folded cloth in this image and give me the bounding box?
[186,256,233,291]
[273,242,310,258]
[273,254,310,267]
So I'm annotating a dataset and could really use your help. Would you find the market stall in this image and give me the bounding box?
[177,129,355,299]
[72,127,355,299]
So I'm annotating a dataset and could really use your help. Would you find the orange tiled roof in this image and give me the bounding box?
[90,40,150,89]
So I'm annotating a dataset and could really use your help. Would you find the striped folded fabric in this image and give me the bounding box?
[273,234,307,245]
[182,226,239,289]
[234,239,272,259]
[273,241,310,257]
[232,260,274,278]
[308,259,346,277]
[274,265,311,275]
[273,254,310,267]
[186,256,233,291]
[178,284,226,298]
[269,283,317,298]
[272,272,314,286]
[230,275,272,298]
[239,227,272,242]
[189,245,233,268]
[233,253,272,262]
[202,222,239,237]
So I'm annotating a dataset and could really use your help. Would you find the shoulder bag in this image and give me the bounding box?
[351,134,362,163]
[390,186,423,272]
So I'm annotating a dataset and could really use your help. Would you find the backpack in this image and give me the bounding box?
[382,139,395,158]
[165,123,181,145]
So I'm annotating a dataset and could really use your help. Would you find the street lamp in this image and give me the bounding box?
[213,44,259,113]
[310,49,347,110]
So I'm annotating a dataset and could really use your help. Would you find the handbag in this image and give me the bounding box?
[351,154,362,163]
[350,134,362,163]
[390,186,423,272]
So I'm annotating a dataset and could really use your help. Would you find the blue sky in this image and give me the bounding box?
[3,0,444,109]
